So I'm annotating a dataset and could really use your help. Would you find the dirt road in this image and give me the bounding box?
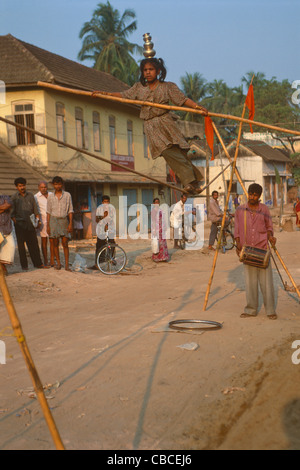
[0,229,300,450]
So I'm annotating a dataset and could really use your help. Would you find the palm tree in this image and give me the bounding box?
[241,71,266,90]
[180,72,207,121]
[78,1,142,80]
[205,80,243,115]
[111,58,139,86]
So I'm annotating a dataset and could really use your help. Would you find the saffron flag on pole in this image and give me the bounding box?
[169,168,178,201]
[205,116,215,160]
[245,84,255,133]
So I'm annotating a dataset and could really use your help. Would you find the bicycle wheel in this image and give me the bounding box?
[96,243,127,274]
[223,230,235,250]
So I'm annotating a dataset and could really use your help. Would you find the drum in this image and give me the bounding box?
[239,245,270,269]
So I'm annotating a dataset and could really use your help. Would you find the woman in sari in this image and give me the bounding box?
[294,196,300,229]
[151,198,169,262]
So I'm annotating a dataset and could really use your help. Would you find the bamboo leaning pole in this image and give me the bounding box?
[271,245,300,300]
[0,264,65,450]
[36,82,300,138]
[0,116,233,198]
[203,91,250,311]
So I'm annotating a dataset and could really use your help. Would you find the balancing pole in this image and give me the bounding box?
[0,264,65,449]
[203,78,252,311]
[37,82,300,138]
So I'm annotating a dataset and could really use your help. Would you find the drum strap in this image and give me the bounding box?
[244,209,247,244]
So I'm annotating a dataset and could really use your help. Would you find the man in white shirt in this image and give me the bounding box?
[172,195,186,248]
[35,181,54,266]
[171,194,196,249]
[95,195,116,265]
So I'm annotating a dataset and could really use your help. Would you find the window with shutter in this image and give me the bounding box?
[84,121,89,150]
[93,111,101,152]
[109,115,116,155]
[56,102,66,144]
[12,101,35,145]
[127,120,133,156]
[5,115,17,147]
[75,107,84,148]
[35,113,45,145]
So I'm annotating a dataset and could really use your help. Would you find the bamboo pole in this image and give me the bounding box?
[200,161,233,193]
[203,85,250,311]
[211,122,248,198]
[0,116,232,198]
[37,81,300,137]
[0,264,65,449]
[269,245,286,291]
[271,244,300,300]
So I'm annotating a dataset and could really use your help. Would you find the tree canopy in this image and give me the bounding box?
[180,70,300,144]
[78,1,142,84]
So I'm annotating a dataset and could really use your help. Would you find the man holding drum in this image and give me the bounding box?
[234,183,278,320]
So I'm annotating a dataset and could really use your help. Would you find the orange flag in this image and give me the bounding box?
[205,116,214,160]
[169,168,177,183]
[245,84,255,133]
[169,168,178,201]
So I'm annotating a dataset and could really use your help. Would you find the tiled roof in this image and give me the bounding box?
[189,138,291,163]
[241,139,291,163]
[0,34,129,93]
[0,142,48,195]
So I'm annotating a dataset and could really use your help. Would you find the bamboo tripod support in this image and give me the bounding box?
[204,121,300,307]
[203,98,248,311]
[37,82,300,137]
[211,122,248,198]
[212,124,300,302]
[0,264,65,449]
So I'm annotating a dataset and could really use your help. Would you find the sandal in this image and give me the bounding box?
[267,314,278,320]
[240,313,257,318]
[183,182,203,195]
[183,184,197,195]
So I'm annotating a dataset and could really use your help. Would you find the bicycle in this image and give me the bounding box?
[96,232,127,275]
[180,208,202,250]
[216,214,235,251]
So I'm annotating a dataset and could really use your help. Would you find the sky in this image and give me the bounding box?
[1,0,300,92]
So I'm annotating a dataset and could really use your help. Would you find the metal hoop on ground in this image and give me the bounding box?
[168,319,223,331]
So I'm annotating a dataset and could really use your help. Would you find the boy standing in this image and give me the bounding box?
[47,176,73,271]
[235,183,277,320]
[35,181,54,266]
